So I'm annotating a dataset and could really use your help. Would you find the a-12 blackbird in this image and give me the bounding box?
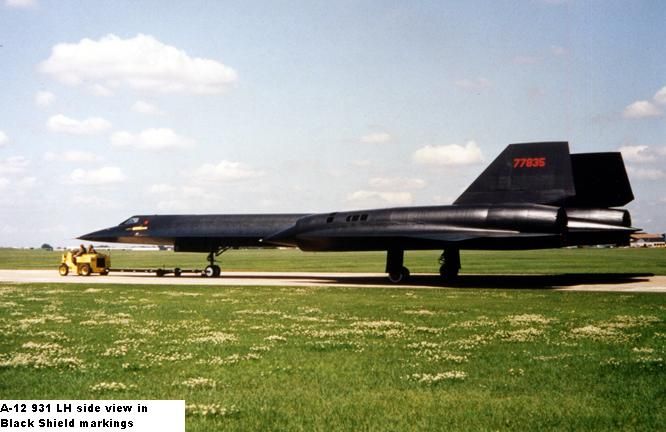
[80,142,638,282]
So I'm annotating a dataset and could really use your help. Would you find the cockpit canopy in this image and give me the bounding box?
[120,216,141,226]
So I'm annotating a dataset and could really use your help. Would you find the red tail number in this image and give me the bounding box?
[513,157,546,168]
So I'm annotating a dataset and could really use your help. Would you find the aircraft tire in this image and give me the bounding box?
[388,266,410,283]
[439,265,459,282]
[204,265,221,278]
[58,264,69,276]
[174,268,182,277]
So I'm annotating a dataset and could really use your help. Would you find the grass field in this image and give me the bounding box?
[1,247,665,275]
[1,248,664,430]
[0,281,665,431]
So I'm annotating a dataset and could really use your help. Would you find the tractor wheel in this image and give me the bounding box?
[100,269,109,276]
[80,264,92,276]
[58,264,69,276]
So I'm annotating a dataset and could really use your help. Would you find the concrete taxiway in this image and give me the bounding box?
[0,269,664,292]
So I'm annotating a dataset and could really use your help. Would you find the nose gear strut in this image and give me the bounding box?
[203,246,231,278]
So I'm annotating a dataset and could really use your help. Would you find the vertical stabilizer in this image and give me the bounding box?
[564,152,634,207]
[454,142,576,205]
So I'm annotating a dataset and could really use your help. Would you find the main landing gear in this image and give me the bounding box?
[386,249,410,283]
[203,246,230,278]
[385,248,461,283]
[439,248,460,282]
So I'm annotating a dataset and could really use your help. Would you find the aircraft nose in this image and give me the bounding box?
[78,227,120,242]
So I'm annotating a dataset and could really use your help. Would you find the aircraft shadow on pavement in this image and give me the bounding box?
[226,272,654,289]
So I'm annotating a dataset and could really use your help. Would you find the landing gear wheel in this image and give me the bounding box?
[204,265,221,278]
[58,264,69,276]
[156,269,166,277]
[439,265,459,282]
[203,266,214,277]
[174,268,182,277]
[203,247,228,278]
[79,264,92,276]
[388,266,410,283]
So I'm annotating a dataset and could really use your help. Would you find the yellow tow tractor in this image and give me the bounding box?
[58,251,110,276]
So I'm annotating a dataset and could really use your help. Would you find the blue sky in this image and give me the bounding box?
[1,0,665,247]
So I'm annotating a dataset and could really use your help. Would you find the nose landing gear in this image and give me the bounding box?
[203,246,230,278]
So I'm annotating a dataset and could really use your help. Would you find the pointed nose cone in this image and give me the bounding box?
[78,227,121,243]
[78,232,96,241]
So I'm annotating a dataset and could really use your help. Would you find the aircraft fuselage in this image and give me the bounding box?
[79,142,639,282]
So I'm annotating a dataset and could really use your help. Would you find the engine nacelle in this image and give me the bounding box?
[485,204,567,233]
[565,208,631,227]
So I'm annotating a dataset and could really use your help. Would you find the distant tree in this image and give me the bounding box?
[41,243,53,251]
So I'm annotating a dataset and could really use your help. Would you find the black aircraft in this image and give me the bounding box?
[80,142,638,282]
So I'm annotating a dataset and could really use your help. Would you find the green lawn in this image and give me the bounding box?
[0,282,664,431]
[1,247,665,275]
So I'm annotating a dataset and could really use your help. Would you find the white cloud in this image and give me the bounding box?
[653,86,666,105]
[47,114,111,135]
[5,0,37,8]
[413,140,483,166]
[351,160,372,168]
[70,194,119,209]
[90,84,113,97]
[618,145,657,163]
[622,100,662,119]
[69,166,126,185]
[368,177,426,190]
[147,183,176,194]
[0,156,29,174]
[192,160,264,183]
[360,132,392,144]
[0,224,17,234]
[35,91,55,108]
[44,150,98,163]
[0,130,8,147]
[111,128,194,150]
[347,190,413,206]
[40,33,238,94]
[627,166,665,181]
[455,78,491,91]
[132,100,162,115]
[181,186,214,199]
[153,185,217,211]
[156,199,190,212]
[16,176,36,189]
[0,178,9,189]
